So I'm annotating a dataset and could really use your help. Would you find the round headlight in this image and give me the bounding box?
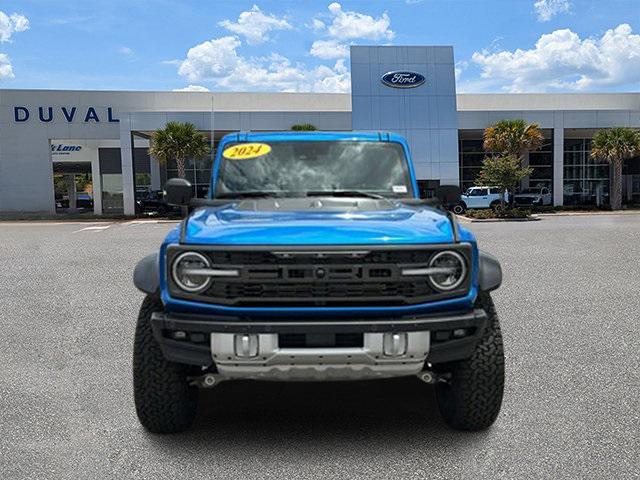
[172,252,212,293]
[428,251,467,291]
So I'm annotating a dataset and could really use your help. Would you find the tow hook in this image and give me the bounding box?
[417,371,451,384]
[189,373,226,388]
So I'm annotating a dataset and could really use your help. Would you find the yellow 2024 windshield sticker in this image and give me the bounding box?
[223,143,271,160]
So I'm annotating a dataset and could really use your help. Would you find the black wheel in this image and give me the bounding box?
[133,296,198,433]
[490,201,502,212]
[452,203,466,215]
[434,292,505,431]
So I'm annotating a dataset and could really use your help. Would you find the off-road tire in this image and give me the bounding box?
[434,292,505,431]
[490,200,502,212]
[133,296,198,433]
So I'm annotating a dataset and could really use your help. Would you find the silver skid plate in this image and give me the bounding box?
[210,331,430,381]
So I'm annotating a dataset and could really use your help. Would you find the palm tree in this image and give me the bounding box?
[149,122,210,179]
[590,127,640,210]
[483,119,544,160]
[483,119,544,206]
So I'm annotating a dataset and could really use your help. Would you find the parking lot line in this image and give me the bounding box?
[72,224,112,233]
[122,219,180,226]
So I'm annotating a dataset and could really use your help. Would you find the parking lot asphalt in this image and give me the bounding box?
[1,215,638,479]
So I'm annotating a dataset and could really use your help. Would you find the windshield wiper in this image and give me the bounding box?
[216,191,286,199]
[305,190,385,199]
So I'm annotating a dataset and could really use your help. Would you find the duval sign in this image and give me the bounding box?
[381,71,426,89]
[13,106,120,123]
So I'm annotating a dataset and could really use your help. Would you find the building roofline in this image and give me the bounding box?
[1,88,638,112]
[456,92,640,111]
[0,88,351,96]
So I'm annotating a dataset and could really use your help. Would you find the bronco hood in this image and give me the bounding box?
[182,197,456,245]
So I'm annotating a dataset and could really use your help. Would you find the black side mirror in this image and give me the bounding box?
[435,185,461,207]
[165,178,193,206]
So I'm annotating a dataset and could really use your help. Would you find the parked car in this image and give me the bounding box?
[514,187,552,207]
[75,192,93,209]
[54,192,93,210]
[136,189,181,216]
[455,186,507,213]
[132,131,505,434]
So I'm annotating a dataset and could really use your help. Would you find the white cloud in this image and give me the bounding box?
[471,24,640,92]
[219,5,291,45]
[454,60,468,81]
[177,36,350,93]
[309,19,325,32]
[325,3,394,41]
[0,11,29,43]
[0,53,14,80]
[173,85,210,92]
[217,55,350,93]
[178,36,243,82]
[308,3,393,59]
[178,4,399,92]
[118,46,134,56]
[310,39,349,59]
[310,59,350,93]
[534,0,571,22]
[0,12,28,80]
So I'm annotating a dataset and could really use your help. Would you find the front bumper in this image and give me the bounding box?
[150,308,488,378]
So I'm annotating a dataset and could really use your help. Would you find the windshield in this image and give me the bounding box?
[214,140,413,198]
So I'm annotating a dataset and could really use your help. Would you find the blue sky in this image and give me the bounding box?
[0,0,638,93]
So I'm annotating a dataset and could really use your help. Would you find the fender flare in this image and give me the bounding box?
[133,253,160,296]
[478,250,502,292]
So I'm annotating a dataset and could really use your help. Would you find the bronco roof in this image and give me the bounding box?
[218,131,407,144]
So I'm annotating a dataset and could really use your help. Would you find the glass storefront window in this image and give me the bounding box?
[530,167,553,181]
[163,155,213,198]
[459,138,497,191]
[460,139,484,153]
[528,149,553,190]
[101,174,124,213]
[52,167,94,214]
[459,131,553,193]
[135,173,151,190]
[563,138,610,206]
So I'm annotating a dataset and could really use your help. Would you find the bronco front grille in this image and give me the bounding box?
[167,245,472,307]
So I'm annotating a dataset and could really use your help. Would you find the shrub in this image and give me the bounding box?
[464,209,496,219]
[476,155,533,209]
[291,124,317,131]
[465,208,532,219]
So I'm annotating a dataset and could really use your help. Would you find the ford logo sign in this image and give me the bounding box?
[381,71,426,89]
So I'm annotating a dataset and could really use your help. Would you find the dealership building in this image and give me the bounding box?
[1,45,639,216]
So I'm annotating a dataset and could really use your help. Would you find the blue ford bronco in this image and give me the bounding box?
[133,131,504,433]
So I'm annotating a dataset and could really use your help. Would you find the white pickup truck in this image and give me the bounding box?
[514,187,552,206]
[455,186,507,214]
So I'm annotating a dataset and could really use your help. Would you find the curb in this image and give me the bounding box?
[535,210,640,217]
[0,216,179,223]
[468,217,540,223]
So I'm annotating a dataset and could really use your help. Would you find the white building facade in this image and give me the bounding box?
[0,45,639,216]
